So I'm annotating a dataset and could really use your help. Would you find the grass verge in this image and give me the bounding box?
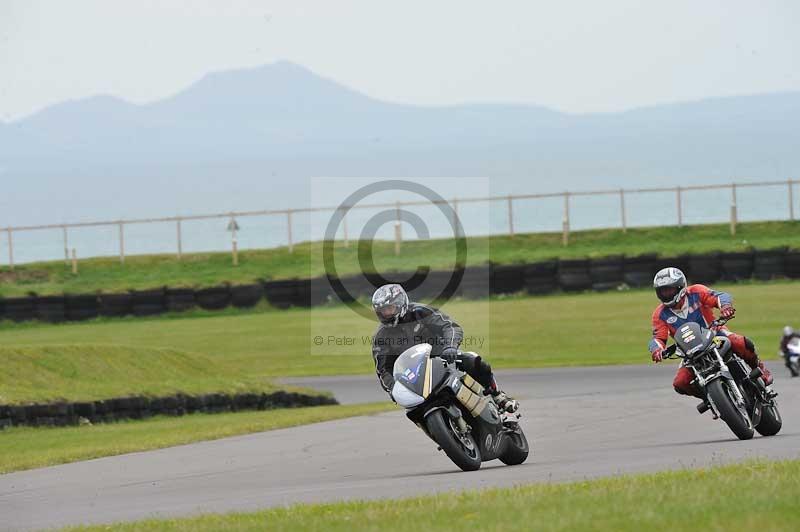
[66,459,800,531]
[0,344,279,404]
[1,281,797,383]
[0,402,393,474]
[1,220,798,296]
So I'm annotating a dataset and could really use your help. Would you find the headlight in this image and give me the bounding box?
[392,381,425,408]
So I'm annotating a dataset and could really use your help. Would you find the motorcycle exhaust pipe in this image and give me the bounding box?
[454,375,489,417]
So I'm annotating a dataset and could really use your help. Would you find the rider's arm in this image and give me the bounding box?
[372,328,395,393]
[649,308,669,354]
[691,284,732,309]
[418,305,463,353]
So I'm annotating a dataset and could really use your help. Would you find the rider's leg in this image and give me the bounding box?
[458,352,496,390]
[458,352,518,412]
[726,332,773,385]
[673,366,704,399]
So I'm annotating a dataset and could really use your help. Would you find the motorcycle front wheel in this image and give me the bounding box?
[426,410,482,471]
[707,379,754,440]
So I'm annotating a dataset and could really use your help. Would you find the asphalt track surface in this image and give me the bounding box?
[3,363,800,530]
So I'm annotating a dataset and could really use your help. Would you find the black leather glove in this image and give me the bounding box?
[440,347,459,364]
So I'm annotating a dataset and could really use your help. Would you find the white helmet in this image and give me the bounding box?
[653,267,687,307]
[784,326,794,337]
[371,284,409,326]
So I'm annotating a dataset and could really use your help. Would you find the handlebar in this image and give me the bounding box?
[661,315,735,359]
[662,344,680,359]
[710,315,734,328]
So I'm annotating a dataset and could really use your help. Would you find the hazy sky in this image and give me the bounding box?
[1,0,798,121]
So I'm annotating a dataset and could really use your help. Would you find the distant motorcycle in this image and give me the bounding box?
[391,343,529,471]
[663,317,781,440]
[782,338,800,377]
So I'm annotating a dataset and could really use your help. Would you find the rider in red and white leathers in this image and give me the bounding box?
[649,267,773,398]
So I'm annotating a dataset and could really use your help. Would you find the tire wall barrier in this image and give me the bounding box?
[589,255,625,292]
[720,252,754,281]
[491,264,526,294]
[753,248,787,280]
[0,391,338,429]
[165,288,196,312]
[524,261,557,295]
[195,285,232,310]
[131,288,167,317]
[558,259,592,292]
[0,247,797,324]
[785,251,800,279]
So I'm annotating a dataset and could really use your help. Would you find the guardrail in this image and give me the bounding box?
[1,179,797,269]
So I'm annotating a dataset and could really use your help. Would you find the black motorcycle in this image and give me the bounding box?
[391,343,529,471]
[663,317,781,440]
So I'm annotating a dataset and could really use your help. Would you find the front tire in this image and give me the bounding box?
[707,379,754,440]
[426,410,482,471]
[755,403,782,436]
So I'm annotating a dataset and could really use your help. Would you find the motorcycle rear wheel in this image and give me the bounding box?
[426,410,482,471]
[707,379,754,440]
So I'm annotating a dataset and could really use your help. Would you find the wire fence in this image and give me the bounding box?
[1,178,797,269]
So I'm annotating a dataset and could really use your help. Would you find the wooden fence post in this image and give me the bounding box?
[118,222,125,264]
[62,226,69,265]
[619,189,627,233]
[562,192,570,246]
[176,218,183,260]
[6,228,13,270]
[286,211,294,253]
[342,209,349,248]
[394,202,402,256]
[507,195,514,237]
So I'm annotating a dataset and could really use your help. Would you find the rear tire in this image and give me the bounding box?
[498,426,529,465]
[426,410,482,471]
[755,403,782,436]
[707,379,754,440]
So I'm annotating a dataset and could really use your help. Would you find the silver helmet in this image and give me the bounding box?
[653,267,687,307]
[371,284,409,326]
[784,326,794,337]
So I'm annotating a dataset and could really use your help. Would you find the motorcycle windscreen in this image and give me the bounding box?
[392,343,449,399]
[393,344,432,398]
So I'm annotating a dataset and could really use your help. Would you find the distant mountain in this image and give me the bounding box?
[1,61,798,226]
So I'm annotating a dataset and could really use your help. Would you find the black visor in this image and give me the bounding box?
[377,304,398,320]
[656,286,679,303]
